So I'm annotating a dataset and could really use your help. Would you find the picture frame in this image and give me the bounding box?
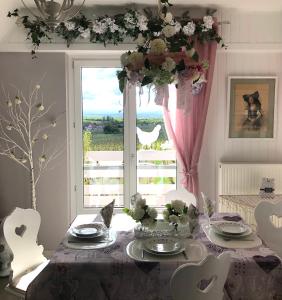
[227,76,278,139]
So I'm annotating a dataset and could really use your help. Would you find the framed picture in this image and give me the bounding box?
[227,76,277,139]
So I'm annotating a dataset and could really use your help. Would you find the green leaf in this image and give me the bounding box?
[176,59,185,72]
[192,51,199,62]
[144,58,151,69]
[141,76,153,86]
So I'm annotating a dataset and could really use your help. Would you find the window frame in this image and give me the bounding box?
[69,55,181,217]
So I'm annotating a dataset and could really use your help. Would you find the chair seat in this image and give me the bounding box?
[6,260,49,297]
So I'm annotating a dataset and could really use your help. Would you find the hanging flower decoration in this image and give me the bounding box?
[117,0,224,97]
[7,1,224,98]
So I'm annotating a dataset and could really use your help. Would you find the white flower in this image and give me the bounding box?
[133,207,145,220]
[163,25,176,38]
[6,100,12,107]
[39,155,46,163]
[36,84,41,89]
[42,133,48,140]
[137,14,148,31]
[6,124,12,131]
[15,96,21,105]
[186,48,196,58]
[120,53,129,66]
[136,33,146,46]
[179,214,189,225]
[203,15,214,30]
[150,38,166,55]
[37,104,44,111]
[135,198,146,209]
[128,52,144,68]
[148,207,158,219]
[162,57,176,72]
[169,214,179,224]
[65,21,76,31]
[80,28,91,39]
[164,12,173,23]
[183,21,195,36]
[109,21,119,33]
[124,13,135,29]
[173,21,182,33]
[171,200,185,213]
[92,20,107,34]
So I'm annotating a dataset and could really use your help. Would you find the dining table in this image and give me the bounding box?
[26,213,282,300]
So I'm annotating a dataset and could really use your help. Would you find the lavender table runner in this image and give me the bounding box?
[26,215,282,300]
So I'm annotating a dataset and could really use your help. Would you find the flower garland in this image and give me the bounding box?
[8,0,224,96]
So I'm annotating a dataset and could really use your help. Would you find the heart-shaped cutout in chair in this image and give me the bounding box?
[255,201,282,258]
[197,275,218,293]
[15,225,27,237]
[170,252,231,300]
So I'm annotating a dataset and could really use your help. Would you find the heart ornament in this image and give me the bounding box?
[255,201,282,257]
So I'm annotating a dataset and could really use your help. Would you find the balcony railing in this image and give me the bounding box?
[84,150,177,207]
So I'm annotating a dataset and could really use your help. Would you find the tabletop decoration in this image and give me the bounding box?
[124,194,158,229]
[163,200,189,231]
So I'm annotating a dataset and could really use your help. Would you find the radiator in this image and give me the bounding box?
[218,163,282,195]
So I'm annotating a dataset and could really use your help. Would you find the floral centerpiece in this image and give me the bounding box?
[163,200,189,231]
[124,193,158,228]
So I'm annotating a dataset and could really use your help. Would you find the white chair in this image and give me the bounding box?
[164,188,197,207]
[170,252,231,300]
[3,207,49,299]
[254,200,282,258]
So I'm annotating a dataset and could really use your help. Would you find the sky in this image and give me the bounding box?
[81,68,164,116]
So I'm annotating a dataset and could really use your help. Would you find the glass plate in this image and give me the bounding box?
[212,222,249,235]
[143,237,183,254]
[212,224,252,239]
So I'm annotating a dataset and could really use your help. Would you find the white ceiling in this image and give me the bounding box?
[83,0,282,11]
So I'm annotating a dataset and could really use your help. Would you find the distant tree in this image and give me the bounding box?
[103,124,120,134]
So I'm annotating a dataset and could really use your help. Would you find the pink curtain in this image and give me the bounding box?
[163,41,217,208]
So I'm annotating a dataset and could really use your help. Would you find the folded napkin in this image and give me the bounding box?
[222,216,242,222]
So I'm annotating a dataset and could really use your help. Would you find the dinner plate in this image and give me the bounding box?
[72,223,104,237]
[212,222,249,235]
[143,237,183,254]
[212,224,252,239]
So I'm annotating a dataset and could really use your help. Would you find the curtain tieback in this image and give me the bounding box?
[183,167,198,177]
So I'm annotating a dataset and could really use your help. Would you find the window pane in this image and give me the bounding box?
[136,87,177,206]
[82,68,124,207]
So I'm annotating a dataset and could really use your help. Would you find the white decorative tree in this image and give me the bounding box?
[0,84,63,210]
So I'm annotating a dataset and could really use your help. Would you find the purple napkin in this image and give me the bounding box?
[222,216,242,222]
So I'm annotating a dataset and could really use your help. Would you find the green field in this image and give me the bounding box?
[83,116,168,151]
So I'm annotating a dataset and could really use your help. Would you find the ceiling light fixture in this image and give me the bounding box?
[21,0,85,30]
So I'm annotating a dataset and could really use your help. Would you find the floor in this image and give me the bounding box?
[0,277,18,300]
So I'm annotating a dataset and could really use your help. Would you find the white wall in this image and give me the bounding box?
[0,53,69,251]
[199,8,282,202]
